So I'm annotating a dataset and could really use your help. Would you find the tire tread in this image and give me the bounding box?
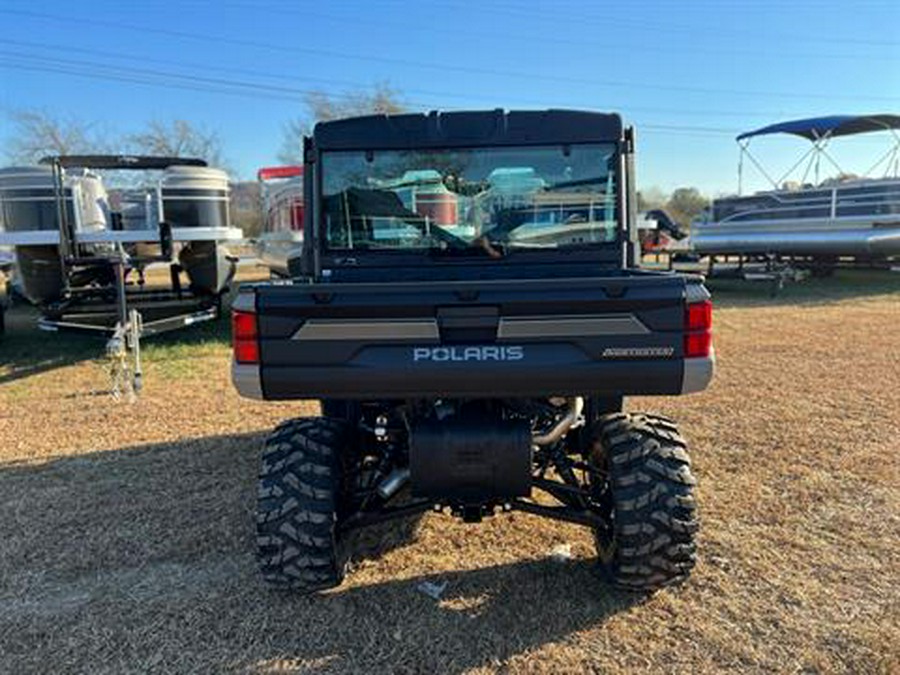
[593,413,699,591]
[256,417,347,592]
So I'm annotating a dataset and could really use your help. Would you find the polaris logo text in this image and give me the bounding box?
[412,346,524,362]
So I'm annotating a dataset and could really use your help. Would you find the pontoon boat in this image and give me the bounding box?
[692,114,900,261]
[0,155,242,333]
[256,165,304,277]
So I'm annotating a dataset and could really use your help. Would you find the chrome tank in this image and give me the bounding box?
[691,219,900,257]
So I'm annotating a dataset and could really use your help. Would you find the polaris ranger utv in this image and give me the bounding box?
[232,109,714,593]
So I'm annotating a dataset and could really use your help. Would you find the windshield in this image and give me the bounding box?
[320,144,618,254]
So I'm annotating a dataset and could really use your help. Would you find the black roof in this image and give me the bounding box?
[314,109,623,150]
[39,155,208,170]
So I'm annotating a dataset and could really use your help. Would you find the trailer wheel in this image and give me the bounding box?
[256,417,349,592]
[588,413,698,592]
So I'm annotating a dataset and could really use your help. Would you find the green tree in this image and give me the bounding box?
[637,186,668,212]
[666,187,709,227]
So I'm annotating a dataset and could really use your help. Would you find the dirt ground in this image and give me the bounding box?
[0,270,898,674]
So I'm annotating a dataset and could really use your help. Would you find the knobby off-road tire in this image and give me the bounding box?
[257,416,423,592]
[317,400,423,562]
[589,412,699,591]
[257,417,348,592]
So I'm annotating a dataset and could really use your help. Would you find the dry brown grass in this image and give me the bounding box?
[0,272,898,674]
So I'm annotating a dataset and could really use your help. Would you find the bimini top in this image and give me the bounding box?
[39,155,208,170]
[737,114,900,142]
[314,109,624,150]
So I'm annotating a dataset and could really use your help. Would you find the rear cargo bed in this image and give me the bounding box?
[233,272,713,400]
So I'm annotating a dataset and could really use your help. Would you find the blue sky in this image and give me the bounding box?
[0,0,898,194]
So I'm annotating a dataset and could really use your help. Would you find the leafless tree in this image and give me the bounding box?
[278,83,407,164]
[5,109,112,164]
[128,119,228,170]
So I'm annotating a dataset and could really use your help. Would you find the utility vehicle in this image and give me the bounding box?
[232,109,714,593]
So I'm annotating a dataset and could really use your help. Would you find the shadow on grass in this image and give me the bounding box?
[285,558,644,674]
[705,268,900,309]
[0,304,101,385]
[0,431,641,674]
[0,302,231,385]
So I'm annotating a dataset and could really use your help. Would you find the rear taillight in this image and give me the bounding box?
[232,310,259,364]
[684,299,712,358]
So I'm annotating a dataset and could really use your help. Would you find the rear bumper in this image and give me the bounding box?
[232,355,714,400]
[682,352,715,394]
[232,363,263,400]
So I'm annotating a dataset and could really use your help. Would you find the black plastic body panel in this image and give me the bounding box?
[314,109,623,151]
[252,271,697,400]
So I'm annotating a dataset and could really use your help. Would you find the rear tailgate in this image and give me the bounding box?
[234,274,713,400]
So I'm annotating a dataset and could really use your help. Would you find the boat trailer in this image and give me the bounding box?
[0,155,239,397]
